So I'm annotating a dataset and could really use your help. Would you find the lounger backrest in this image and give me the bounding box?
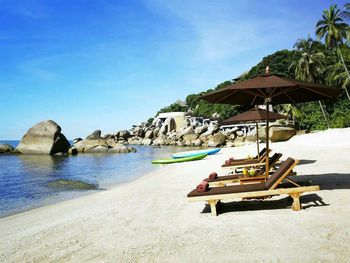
[261,153,282,172]
[255,148,266,159]
[265,158,296,190]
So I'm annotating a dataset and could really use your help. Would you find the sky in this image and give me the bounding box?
[0,0,347,139]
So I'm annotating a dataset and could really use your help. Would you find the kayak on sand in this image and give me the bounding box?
[172,148,220,159]
[152,153,208,164]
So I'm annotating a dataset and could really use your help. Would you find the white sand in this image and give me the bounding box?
[1,128,350,262]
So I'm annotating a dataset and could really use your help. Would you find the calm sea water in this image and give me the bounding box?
[0,140,196,218]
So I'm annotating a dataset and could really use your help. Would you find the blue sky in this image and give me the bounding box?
[0,0,347,139]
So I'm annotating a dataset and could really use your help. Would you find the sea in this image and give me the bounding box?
[0,140,196,218]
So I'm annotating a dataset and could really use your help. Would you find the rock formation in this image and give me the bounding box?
[16,120,71,155]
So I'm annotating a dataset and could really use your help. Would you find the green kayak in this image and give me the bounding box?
[152,153,208,164]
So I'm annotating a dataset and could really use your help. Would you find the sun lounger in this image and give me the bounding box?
[222,148,271,168]
[205,153,283,187]
[187,158,319,216]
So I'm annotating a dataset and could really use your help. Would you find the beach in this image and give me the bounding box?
[1,128,350,262]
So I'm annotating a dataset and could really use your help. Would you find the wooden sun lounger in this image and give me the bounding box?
[221,149,271,169]
[206,153,283,187]
[187,158,320,216]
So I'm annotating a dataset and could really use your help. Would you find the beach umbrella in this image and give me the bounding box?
[221,107,288,158]
[201,67,341,176]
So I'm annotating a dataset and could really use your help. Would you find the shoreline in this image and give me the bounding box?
[1,128,350,262]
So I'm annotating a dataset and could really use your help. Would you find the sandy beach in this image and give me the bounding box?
[1,128,350,263]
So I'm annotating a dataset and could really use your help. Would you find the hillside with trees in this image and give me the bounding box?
[155,3,350,132]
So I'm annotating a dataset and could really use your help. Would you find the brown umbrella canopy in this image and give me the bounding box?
[202,72,341,177]
[201,74,341,105]
[221,107,287,125]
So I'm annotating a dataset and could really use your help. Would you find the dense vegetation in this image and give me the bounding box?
[155,4,350,131]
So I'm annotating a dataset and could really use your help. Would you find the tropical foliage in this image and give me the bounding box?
[155,3,350,131]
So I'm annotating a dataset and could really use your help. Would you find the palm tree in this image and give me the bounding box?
[280,104,304,129]
[316,4,350,100]
[290,36,330,128]
[340,3,350,21]
[328,46,350,99]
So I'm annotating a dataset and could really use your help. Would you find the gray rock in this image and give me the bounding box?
[142,138,152,145]
[75,138,109,153]
[73,138,83,144]
[176,126,194,140]
[0,144,14,153]
[86,130,102,140]
[201,123,219,136]
[232,137,245,147]
[194,139,203,146]
[194,125,208,135]
[208,132,226,147]
[85,145,109,153]
[183,133,198,146]
[236,130,244,137]
[144,129,154,139]
[118,130,131,140]
[48,179,98,190]
[16,120,70,155]
[68,147,78,155]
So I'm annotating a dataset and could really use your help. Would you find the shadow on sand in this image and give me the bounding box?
[200,172,350,215]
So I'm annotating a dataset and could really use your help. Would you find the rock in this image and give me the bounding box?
[85,145,109,153]
[183,133,198,146]
[211,112,220,119]
[226,141,234,147]
[106,138,117,147]
[270,126,296,142]
[75,138,109,153]
[118,130,131,140]
[16,120,71,155]
[73,138,83,144]
[201,123,219,137]
[246,127,259,142]
[236,130,244,137]
[176,141,185,147]
[108,146,129,153]
[86,130,102,140]
[232,137,245,147]
[144,129,154,139]
[194,139,203,146]
[176,126,194,140]
[0,144,14,153]
[159,117,176,135]
[142,138,152,145]
[68,147,78,155]
[194,125,208,135]
[48,179,98,190]
[208,132,226,147]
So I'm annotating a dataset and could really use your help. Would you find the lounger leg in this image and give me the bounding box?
[289,193,301,211]
[208,200,219,216]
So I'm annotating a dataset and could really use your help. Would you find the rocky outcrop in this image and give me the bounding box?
[0,144,14,153]
[208,132,226,147]
[270,126,297,142]
[16,120,71,155]
[74,130,136,154]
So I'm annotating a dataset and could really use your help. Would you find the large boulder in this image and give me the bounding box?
[270,126,296,142]
[118,130,131,140]
[232,136,245,147]
[183,133,198,146]
[176,126,194,140]
[194,125,208,135]
[144,129,154,139]
[208,132,226,147]
[0,144,14,153]
[201,123,219,137]
[75,138,109,153]
[86,130,102,140]
[16,120,70,155]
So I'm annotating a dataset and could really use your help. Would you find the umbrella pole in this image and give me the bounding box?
[256,122,260,158]
[265,101,270,178]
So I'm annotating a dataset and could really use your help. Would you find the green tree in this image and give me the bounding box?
[290,36,330,128]
[316,4,350,100]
